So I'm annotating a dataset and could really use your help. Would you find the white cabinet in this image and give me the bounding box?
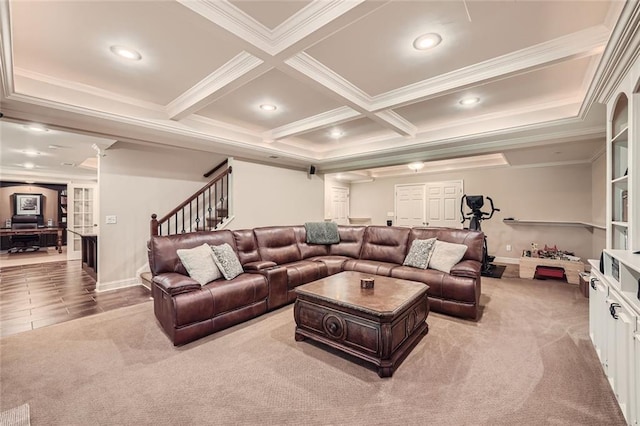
[590,258,640,425]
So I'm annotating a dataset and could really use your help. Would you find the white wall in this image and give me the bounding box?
[231,160,325,228]
[98,142,224,288]
[349,163,596,262]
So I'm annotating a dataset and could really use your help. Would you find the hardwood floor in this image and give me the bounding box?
[0,260,151,338]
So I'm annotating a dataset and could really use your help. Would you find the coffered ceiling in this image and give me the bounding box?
[0,0,630,178]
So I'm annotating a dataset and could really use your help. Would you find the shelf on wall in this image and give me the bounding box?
[503,219,606,230]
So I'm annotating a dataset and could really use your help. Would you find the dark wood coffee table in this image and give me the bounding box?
[294,271,429,377]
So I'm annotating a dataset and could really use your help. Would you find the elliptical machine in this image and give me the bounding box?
[460,195,500,277]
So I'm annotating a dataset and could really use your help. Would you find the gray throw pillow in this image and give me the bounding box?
[211,243,244,280]
[176,243,222,285]
[403,238,437,269]
[428,240,468,273]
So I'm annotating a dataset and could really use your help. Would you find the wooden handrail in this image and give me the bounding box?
[151,163,232,236]
[203,158,229,178]
[157,167,231,224]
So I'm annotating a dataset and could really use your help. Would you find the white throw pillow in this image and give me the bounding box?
[177,243,222,285]
[428,240,468,274]
[403,238,437,269]
[211,243,244,280]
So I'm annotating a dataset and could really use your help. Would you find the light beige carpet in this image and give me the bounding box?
[0,275,627,425]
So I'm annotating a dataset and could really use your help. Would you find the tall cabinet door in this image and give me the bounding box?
[67,184,97,261]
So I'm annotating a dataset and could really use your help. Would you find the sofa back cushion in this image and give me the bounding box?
[409,227,483,263]
[254,226,302,265]
[233,229,261,265]
[329,226,366,258]
[293,226,329,259]
[360,226,410,264]
[148,230,237,276]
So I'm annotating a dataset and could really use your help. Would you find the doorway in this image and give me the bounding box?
[395,180,463,228]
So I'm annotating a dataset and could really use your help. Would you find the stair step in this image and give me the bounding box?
[140,272,152,290]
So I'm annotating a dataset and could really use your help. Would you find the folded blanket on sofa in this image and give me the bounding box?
[305,222,340,244]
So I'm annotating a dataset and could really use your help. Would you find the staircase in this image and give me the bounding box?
[150,160,232,237]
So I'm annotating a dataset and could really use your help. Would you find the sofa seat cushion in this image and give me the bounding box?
[281,260,328,288]
[390,266,444,299]
[308,255,351,276]
[173,274,268,327]
[342,259,398,276]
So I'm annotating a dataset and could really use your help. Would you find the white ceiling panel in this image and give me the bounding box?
[196,69,344,130]
[306,0,612,96]
[11,1,247,105]
[395,56,595,130]
[293,117,392,146]
[228,1,312,29]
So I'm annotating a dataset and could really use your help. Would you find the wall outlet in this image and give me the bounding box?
[105,215,117,224]
[506,244,512,252]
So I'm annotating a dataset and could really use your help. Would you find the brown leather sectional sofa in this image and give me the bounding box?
[148,225,484,345]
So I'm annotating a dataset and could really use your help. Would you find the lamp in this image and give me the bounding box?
[408,162,425,172]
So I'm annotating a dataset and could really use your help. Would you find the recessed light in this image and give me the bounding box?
[61,162,76,167]
[22,150,40,157]
[408,162,425,172]
[459,97,480,106]
[25,124,48,132]
[413,33,442,50]
[25,180,35,184]
[48,144,63,149]
[329,129,344,139]
[110,45,142,61]
[23,162,35,169]
[260,104,277,111]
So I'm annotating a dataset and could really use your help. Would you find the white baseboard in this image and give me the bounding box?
[96,277,141,292]
[493,256,520,265]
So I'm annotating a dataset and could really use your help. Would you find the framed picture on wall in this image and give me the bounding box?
[14,193,43,216]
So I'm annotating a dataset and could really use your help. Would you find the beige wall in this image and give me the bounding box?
[98,142,223,287]
[349,163,596,262]
[0,185,58,225]
[231,160,325,229]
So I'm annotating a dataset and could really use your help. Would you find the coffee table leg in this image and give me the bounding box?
[294,330,306,341]
[378,366,393,378]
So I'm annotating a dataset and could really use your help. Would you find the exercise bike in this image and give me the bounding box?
[460,195,500,277]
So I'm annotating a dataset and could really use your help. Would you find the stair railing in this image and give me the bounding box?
[150,160,231,237]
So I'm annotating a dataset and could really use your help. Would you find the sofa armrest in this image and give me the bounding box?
[153,273,201,296]
[243,260,278,271]
[450,260,482,279]
[246,266,288,310]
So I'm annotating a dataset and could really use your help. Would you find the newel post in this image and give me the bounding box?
[150,213,159,237]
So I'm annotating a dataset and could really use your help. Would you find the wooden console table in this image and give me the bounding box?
[68,227,98,279]
[519,256,585,284]
[0,227,64,253]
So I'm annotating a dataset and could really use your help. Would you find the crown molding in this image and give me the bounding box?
[371,26,609,111]
[585,1,640,106]
[178,0,273,54]
[270,1,365,55]
[14,68,166,112]
[373,110,416,137]
[286,52,372,108]
[0,0,14,97]
[264,106,360,140]
[166,52,265,120]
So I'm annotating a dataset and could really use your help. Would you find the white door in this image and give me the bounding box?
[331,187,349,225]
[426,181,463,228]
[67,184,97,260]
[395,184,426,227]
